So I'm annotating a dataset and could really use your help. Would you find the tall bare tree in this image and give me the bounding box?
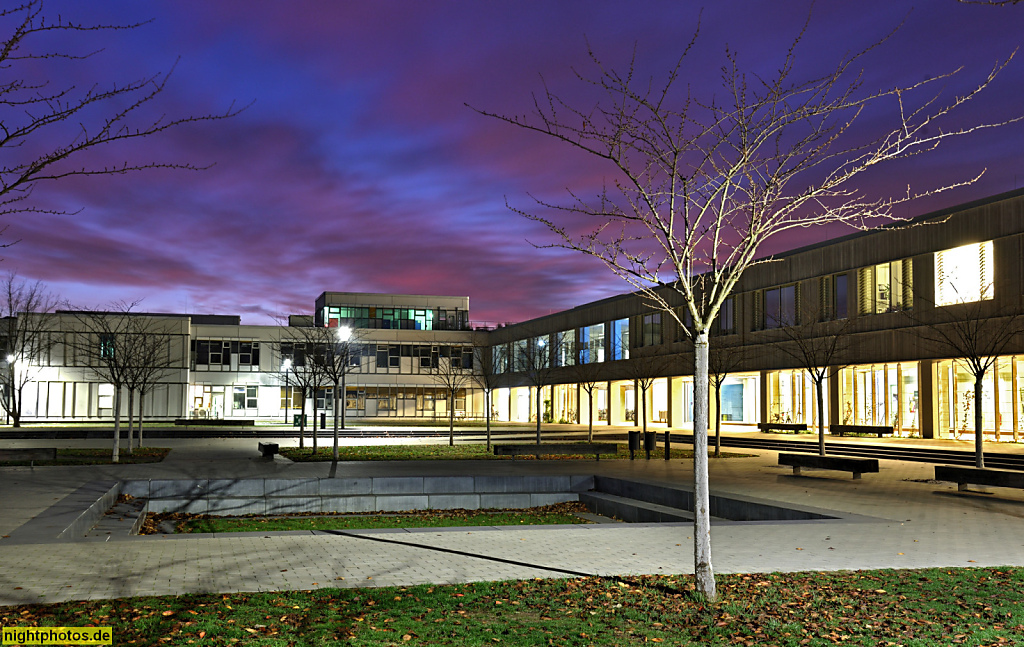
[512,331,572,444]
[123,317,180,451]
[566,349,605,442]
[0,273,59,426]
[473,343,506,450]
[624,344,673,435]
[0,1,243,220]
[68,303,146,463]
[277,338,317,450]
[771,303,854,456]
[905,289,1023,467]
[430,345,474,446]
[310,325,362,461]
[475,19,1017,600]
[708,343,748,458]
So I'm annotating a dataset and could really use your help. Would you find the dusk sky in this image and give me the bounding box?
[6,1,1024,325]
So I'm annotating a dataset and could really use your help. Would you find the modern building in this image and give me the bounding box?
[3,188,1024,441]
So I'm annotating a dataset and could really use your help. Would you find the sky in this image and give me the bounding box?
[4,0,1024,326]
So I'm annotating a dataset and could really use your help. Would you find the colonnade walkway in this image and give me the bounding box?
[1,431,1023,606]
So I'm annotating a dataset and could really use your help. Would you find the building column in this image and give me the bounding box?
[919,360,937,439]
[759,370,770,424]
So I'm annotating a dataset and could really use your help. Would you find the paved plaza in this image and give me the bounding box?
[2,431,1024,606]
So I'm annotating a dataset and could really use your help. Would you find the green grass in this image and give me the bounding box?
[174,506,590,533]
[0,447,170,466]
[3,568,1024,645]
[281,443,746,462]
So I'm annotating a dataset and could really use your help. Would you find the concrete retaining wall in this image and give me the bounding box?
[122,475,595,515]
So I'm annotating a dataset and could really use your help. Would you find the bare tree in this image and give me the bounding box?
[311,326,362,461]
[708,344,748,458]
[566,351,604,442]
[474,19,1016,600]
[123,317,179,450]
[905,289,1023,468]
[68,303,146,463]
[0,1,243,220]
[473,343,506,450]
[430,345,474,446]
[771,303,854,456]
[277,338,317,451]
[624,344,673,435]
[0,273,59,426]
[512,329,573,444]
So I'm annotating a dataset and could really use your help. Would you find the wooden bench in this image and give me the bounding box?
[757,422,808,433]
[0,448,57,466]
[935,465,1024,492]
[779,453,879,479]
[258,442,280,459]
[176,418,256,426]
[830,424,894,438]
[493,443,618,461]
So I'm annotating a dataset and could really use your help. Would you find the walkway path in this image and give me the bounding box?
[1,433,1022,606]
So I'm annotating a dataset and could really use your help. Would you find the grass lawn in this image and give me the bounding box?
[0,447,169,466]
[281,443,747,462]
[2,568,1022,645]
[171,504,591,533]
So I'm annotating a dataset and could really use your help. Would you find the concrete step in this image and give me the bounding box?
[578,491,696,523]
[86,498,148,538]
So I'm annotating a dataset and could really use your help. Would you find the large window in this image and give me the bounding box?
[820,273,849,320]
[611,318,629,360]
[717,298,735,334]
[579,323,605,363]
[554,330,574,367]
[760,284,799,329]
[936,241,993,305]
[858,259,913,314]
[641,313,662,347]
[233,385,257,410]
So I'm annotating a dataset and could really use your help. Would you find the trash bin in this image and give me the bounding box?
[663,431,671,460]
[292,414,307,427]
[320,412,327,428]
[628,430,640,460]
[644,431,656,459]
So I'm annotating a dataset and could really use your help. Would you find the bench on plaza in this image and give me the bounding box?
[0,447,57,466]
[830,424,894,438]
[176,418,256,426]
[493,443,618,461]
[757,422,808,433]
[778,453,879,480]
[934,465,1024,492]
[257,442,280,459]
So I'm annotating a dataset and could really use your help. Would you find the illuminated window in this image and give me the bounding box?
[858,259,913,314]
[579,324,605,363]
[611,319,629,360]
[936,241,993,305]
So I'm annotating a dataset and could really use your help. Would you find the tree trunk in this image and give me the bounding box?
[975,374,985,469]
[535,385,542,445]
[485,389,492,451]
[126,388,135,454]
[816,378,826,457]
[449,391,455,447]
[299,390,307,451]
[714,381,722,458]
[692,331,716,602]
[333,381,340,462]
[138,390,146,448]
[588,390,594,443]
[112,386,122,464]
[641,383,648,434]
[11,381,20,428]
[312,392,318,453]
